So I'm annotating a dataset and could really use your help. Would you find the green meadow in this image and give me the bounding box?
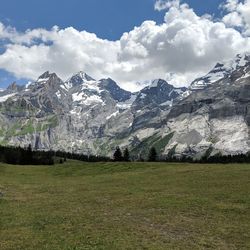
[0,161,249,249]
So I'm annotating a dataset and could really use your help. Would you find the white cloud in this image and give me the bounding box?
[0,25,120,85]
[222,11,243,27]
[154,0,180,11]
[222,0,250,34]
[117,3,250,86]
[0,1,250,91]
[222,0,240,12]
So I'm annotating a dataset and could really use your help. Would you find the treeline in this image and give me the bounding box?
[54,150,110,162]
[0,145,250,165]
[0,145,111,165]
[114,146,250,164]
[0,145,54,165]
[198,153,250,164]
[157,147,250,164]
[161,154,250,163]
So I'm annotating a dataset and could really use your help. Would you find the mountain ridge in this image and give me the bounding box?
[0,53,249,159]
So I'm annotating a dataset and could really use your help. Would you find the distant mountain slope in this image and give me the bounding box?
[0,53,249,158]
[190,53,250,90]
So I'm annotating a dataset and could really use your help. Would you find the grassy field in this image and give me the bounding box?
[0,161,249,250]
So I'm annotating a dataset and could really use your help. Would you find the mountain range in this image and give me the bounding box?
[0,53,249,159]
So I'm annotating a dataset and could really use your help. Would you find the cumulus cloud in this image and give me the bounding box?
[118,2,250,86]
[154,0,180,11]
[0,1,250,91]
[223,0,240,11]
[0,25,120,84]
[222,0,250,34]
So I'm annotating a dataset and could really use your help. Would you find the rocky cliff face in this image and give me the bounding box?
[0,53,249,158]
[159,54,250,158]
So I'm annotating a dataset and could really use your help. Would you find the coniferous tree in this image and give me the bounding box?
[138,153,144,162]
[113,146,123,161]
[20,144,33,164]
[27,144,33,164]
[148,147,157,162]
[123,148,130,162]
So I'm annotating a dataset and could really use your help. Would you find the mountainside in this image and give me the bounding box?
[190,53,250,90]
[0,53,249,158]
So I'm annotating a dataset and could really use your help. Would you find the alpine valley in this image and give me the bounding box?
[0,53,249,159]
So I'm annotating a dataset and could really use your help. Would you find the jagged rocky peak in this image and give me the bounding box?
[133,79,187,109]
[65,71,95,89]
[148,79,169,88]
[234,53,250,66]
[35,71,64,89]
[69,76,132,106]
[38,71,51,79]
[148,79,186,94]
[6,82,23,93]
[37,71,57,82]
[99,78,132,102]
[145,79,186,92]
[7,82,18,91]
[190,52,250,90]
[77,71,95,82]
[0,82,20,102]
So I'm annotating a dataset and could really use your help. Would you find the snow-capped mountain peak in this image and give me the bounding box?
[132,79,187,110]
[64,71,95,90]
[77,71,95,82]
[190,53,250,90]
[36,71,56,83]
[99,78,132,102]
[146,79,174,89]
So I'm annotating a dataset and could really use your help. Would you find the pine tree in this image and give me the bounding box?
[27,144,33,163]
[113,146,123,161]
[123,148,130,162]
[148,147,157,162]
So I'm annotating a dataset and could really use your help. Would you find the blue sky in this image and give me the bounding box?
[0,0,249,90]
[1,0,224,40]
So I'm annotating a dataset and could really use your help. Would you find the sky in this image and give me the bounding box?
[0,0,250,90]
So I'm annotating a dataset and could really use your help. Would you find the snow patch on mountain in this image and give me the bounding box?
[25,81,33,90]
[55,91,61,99]
[65,71,95,90]
[37,77,50,83]
[190,53,250,90]
[0,93,16,102]
[72,92,85,102]
[160,100,173,107]
[237,71,250,81]
[82,95,103,106]
[116,94,137,109]
[139,93,147,99]
[106,111,120,120]
[149,79,161,88]
[81,80,102,93]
